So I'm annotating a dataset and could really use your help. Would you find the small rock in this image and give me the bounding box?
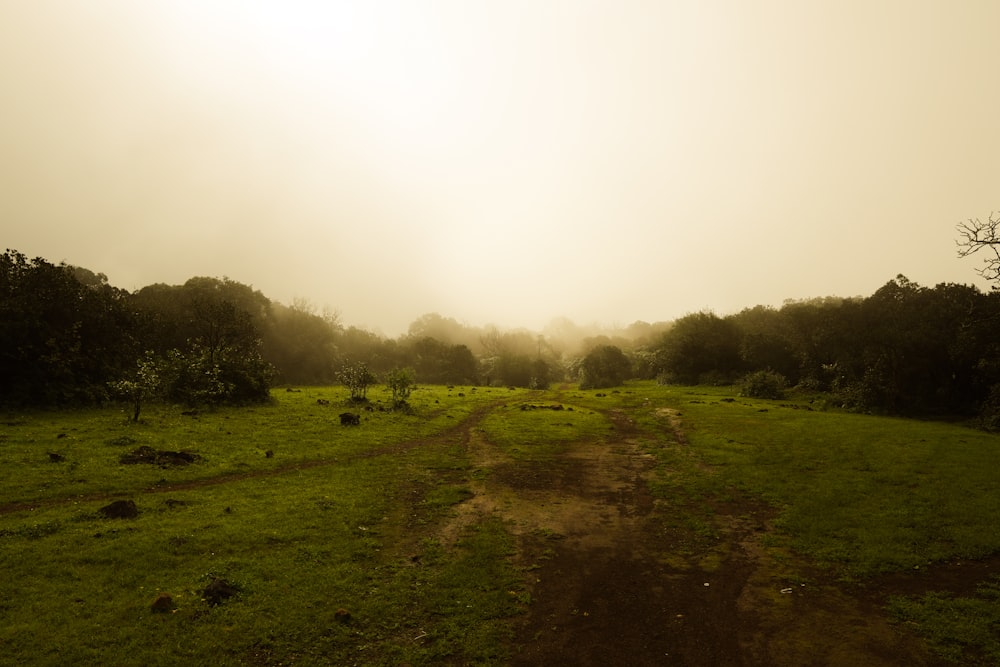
[47,452,65,463]
[334,608,352,624]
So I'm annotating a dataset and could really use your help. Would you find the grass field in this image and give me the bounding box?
[2,382,999,664]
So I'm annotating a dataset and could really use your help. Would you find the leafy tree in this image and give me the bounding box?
[384,367,415,407]
[108,353,162,421]
[653,312,742,384]
[404,336,478,384]
[729,306,800,384]
[0,250,137,405]
[579,345,631,389]
[530,358,552,389]
[264,300,341,384]
[132,277,275,404]
[339,362,376,402]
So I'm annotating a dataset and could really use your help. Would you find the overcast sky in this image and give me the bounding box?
[3,1,998,335]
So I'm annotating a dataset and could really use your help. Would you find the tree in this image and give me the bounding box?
[109,353,161,421]
[133,277,275,404]
[384,367,415,407]
[578,345,631,389]
[339,362,376,402]
[957,212,1000,284]
[0,250,138,405]
[729,306,800,383]
[264,300,341,384]
[652,312,742,384]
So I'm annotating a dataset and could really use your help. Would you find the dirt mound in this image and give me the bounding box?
[203,578,240,606]
[98,499,138,519]
[120,445,200,467]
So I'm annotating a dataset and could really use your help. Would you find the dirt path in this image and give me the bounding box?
[444,403,947,666]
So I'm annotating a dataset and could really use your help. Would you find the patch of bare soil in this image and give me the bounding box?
[444,405,953,666]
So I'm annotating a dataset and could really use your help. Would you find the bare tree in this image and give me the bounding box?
[957,212,1000,284]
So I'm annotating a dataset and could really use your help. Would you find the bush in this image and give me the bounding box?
[579,345,631,389]
[740,370,787,400]
[338,362,376,402]
[385,367,415,407]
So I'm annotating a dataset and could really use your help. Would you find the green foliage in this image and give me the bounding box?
[653,311,742,385]
[739,369,787,400]
[158,344,274,406]
[888,577,1000,663]
[406,337,478,385]
[107,352,162,421]
[644,278,1000,418]
[338,362,377,401]
[579,344,631,389]
[263,300,342,384]
[385,367,416,407]
[0,249,138,406]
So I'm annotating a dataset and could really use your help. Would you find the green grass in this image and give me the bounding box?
[0,385,517,508]
[654,385,1000,578]
[0,385,530,665]
[478,399,611,461]
[3,381,1000,664]
[888,577,1000,664]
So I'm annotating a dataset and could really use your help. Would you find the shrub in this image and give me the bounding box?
[740,370,787,400]
[579,345,631,389]
[384,367,415,407]
[338,362,376,402]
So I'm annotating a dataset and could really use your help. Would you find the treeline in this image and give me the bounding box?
[651,276,1000,421]
[4,249,1000,424]
[0,249,661,408]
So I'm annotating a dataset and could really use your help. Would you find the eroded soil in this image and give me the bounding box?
[444,402,954,666]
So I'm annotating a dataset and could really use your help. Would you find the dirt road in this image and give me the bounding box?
[445,403,945,666]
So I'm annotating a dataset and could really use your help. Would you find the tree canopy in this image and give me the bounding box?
[5,246,1000,424]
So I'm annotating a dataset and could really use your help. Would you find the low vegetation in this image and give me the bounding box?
[2,382,999,663]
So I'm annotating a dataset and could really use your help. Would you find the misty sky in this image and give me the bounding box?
[3,1,998,335]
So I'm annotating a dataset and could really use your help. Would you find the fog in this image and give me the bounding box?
[3,1,998,335]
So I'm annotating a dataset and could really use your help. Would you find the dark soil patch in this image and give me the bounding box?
[860,555,1000,601]
[120,445,200,467]
[512,522,752,666]
[98,499,139,519]
[202,577,240,605]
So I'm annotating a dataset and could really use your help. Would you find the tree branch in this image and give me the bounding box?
[956,212,1000,283]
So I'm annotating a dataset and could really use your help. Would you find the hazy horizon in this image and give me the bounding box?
[3,1,998,336]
